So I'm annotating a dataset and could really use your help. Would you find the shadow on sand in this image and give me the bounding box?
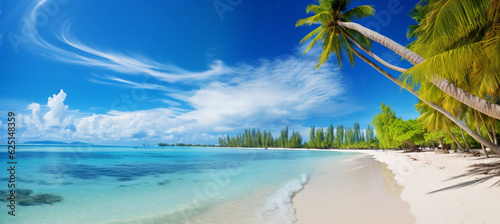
[427,154,500,194]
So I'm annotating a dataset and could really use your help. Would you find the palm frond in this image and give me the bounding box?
[302,27,326,55]
[402,42,485,87]
[330,0,351,12]
[432,0,489,38]
[342,5,375,21]
[340,32,356,66]
[406,24,419,39]
[299,26,324,44]
[347,29,372,50]
[412,0,491,55]
[317,32,335,68]
[306,4,326,14]
[408,5,424,22]
[296,12,332,27]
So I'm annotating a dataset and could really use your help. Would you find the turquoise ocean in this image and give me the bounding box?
[0,145,354,224]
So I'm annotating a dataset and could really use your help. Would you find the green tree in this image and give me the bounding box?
[309,125,316,148]
[345,126,355,146]
[290,131,303,148]
[388,119,425,151]
[326,124,334,148]
[315,128,325,149]
[334,125,344,147]
[365,125,375,142]
[372,103,399,149]
[263,130,268,148]
[353,122,361,143]
[424,131,448,150]
[416,99,476,153]
[256,129,262,147]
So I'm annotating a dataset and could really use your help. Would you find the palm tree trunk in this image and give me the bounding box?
[338,21,423,64]
[341,30,407,73]
[479,112,494,142]
[338,21,500,120]
[460,128,471,152]
[474,112,490,158]
[445,125,465,152]
[348,46,500,155]
[490,117,498,145]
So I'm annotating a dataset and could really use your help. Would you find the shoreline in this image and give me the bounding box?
[293,149,500,224]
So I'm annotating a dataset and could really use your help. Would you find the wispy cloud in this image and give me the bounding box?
[23,1,227,83]
[89,73,174,92]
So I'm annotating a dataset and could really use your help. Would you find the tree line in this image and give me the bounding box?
[307,123,377,149]
[218,126,303,148]
[218,123,379,149]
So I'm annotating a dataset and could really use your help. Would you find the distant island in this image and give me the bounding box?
[23,141,92,145]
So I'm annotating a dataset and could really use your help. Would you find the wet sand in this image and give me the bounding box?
[293,154,415,224]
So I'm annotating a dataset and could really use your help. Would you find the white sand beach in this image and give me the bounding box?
[293,149,500,224]
[293,154,415,224]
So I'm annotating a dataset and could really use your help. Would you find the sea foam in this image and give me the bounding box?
[257,174,309,224]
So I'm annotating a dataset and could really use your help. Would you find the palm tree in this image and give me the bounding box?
[304,0,500,120]
[295,0,374,69]
[405,0,500,119]
[296,0,500,153]
[416,100,466,152]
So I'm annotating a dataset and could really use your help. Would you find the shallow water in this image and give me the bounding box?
[0,146,353,224]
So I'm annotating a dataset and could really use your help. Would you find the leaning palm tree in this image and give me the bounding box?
[300,0,500,120]
[296,0,500,154]
[405,0,500,120]
[407,0,500,152]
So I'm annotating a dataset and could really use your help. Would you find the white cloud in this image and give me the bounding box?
[43,89,68,127]
[177,55,346,130]
[19,90,76,137]
[160,99,181,107]
[75,108,180,143]
[27,102,42,125]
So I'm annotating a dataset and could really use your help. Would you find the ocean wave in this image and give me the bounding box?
[257,174,309,224]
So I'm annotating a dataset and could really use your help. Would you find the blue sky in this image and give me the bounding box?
[0,0,421,145]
